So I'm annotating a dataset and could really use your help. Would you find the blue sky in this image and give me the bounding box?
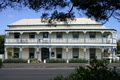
[0,7,120,40]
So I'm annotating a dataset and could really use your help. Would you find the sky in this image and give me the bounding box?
[0,7,120,40]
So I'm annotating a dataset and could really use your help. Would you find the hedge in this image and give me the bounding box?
[3,58,27,63]
[0,59,2,68]
[69,59,88,63]
[46,59,66,63]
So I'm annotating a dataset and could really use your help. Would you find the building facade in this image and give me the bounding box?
[4,18,117,61]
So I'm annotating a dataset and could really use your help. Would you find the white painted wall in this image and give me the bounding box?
[0,54,3,59]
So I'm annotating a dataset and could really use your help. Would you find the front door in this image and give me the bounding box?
[89,48,96,59]
[41,48,49,61]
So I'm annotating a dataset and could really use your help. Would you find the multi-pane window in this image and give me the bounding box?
[14,33,20,39]
[89,48,96,59]
[43,32,48,38]
[29,33,35,38]
[56,32,63,38]
[14,48,19,58]
[73,32,79,38]
[56,48,62,59]
[89,32,96,38]
[29,48,35,58]
[73,48,79,58]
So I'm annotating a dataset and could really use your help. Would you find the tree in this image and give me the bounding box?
[117,40,120,54]
[51,59,120,80]
[0,35,5,54]
[0,0,120,24]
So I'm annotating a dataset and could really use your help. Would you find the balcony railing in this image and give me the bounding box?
[5,38,115,44]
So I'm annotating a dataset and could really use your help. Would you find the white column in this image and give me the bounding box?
[4,47,7,59]
[111,32,114,44]
[49,31,52,43]
[36,32,40,43]
[19,48,22,58]
[37,47,39,60]
[84,47,86,60]
[20,32,23,43]
[101,47,104,59]
[101,31,104,44]
[66,48,69,63]
[5,32,9,43]
[66,31,69,63]
[49,48,51,59]
[83,31,86,43]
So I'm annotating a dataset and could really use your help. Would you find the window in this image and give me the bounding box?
[29,48,35,58]
[56,32,63,38]
[73,32,79,38]
[14,33,20,39]
[29,33,35,38]
[89,48,96,59]
[56,48,62,59]
[43,32,48,38]
[73,48,79,58]
[103,33,108,38]
[51,52,55,57]
[89,32,96,38]
[14,48,19,58]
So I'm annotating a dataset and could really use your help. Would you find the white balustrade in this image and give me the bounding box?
[6,39,21,43]
[22,39,38,43]
[6,38,113,44]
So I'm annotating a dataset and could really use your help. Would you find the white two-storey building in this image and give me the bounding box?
[4,18,117,61]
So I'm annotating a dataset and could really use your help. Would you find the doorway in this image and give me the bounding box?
[41,48,49,61]
[89,48,96,59]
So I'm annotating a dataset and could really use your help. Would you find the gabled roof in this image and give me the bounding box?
[8,18,101,26]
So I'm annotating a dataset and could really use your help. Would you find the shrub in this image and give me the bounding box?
[69,59,88,63]
[7,52,12,58]
[112,60,120,63]
[3,58,27,63]
[46,59,66,63]
[0,59,2,68]
[30,58,40,63]
[51,59,120,80]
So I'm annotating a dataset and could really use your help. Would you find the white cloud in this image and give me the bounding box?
[8,14,14,19]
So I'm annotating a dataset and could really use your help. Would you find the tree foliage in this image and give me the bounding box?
[51,59,120,80]
[117,40,120,54]
[0,35,5,54]
[0,0,120,24]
